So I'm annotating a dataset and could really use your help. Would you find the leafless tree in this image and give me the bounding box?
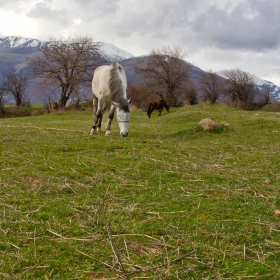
[261,85,271,105]
[0,87,5,116]
[199,69,226,103]
[28,36,101,108]
[1,65,29,106]
[185,81,199,105]
[66,83,91,108]
[222,68,258,109]
[127,81,158,110]
[32,79,58,108]
[133,46,192,106]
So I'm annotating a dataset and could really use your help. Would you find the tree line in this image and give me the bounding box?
[0,36,273,116]
[130,47,271,110]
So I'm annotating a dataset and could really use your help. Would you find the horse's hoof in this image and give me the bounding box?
[105,130,111,136]
[90,129,96,135]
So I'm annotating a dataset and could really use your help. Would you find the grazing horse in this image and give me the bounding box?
[90,61,131,137]
[147,99,169,118]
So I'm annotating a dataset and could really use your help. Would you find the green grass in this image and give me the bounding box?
[1,103,280,279]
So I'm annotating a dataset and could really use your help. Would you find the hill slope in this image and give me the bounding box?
[1,104,280,278]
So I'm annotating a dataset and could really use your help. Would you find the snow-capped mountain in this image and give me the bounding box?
[253,75,280,102]
[0,36,42,48]
[0,36,134,103]
[0,36,279,102]
[0,36,133,61]
[216,70,280,102]
[98,42,133,61]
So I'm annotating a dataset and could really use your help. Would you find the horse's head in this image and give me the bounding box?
[162,100,170,112]
[166,104,170,112]
[113,98,131,137]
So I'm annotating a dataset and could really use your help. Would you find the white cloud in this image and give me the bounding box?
[0,10,37,37]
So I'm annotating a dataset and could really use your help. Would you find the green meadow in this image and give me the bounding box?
[0,104,280,279]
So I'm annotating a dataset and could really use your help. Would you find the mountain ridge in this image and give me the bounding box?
[0,36,279,103]
[0,36,133,61]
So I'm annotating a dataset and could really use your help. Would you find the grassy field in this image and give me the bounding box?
[1,103,280,279]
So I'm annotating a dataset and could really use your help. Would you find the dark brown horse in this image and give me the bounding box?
[147,99,169,118]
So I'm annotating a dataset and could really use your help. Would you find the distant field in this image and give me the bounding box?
[1,104,280,279]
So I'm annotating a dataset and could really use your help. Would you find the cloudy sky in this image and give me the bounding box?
[0,0,280,85]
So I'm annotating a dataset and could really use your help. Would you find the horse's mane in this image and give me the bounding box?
[109,62,130,112]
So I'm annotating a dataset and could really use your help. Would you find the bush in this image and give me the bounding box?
[0,105,45,118]
[261,102,280,112]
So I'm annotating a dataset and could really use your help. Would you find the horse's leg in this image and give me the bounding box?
[158,108,162,116]
[90,97,106,134]
[90,95,98,135]
[96,112,103,132]
[105,104,116,136]
[147,104,152,118]
[148,103,156,118]
[93,95,98,115]
[90,108,102,135]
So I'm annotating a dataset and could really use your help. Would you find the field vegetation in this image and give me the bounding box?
[1,103,280,279]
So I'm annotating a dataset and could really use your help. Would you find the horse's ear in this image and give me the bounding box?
[112,102,120,107]
[128,98,132,105]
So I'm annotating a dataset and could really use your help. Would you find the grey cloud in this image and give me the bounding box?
[26,2,70,25]
[189,0,280,51]
[0,0,19,7]
[0,0,27,13]
[111,0,198,41]
[1,0,279,84]
[69,0,119,19]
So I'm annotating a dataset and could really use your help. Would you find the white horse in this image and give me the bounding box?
[90,61,131,137]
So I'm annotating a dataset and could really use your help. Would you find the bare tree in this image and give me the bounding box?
[127,81,158,110]
[66,83,92,108]
[0,87,5,116]
[28,36,101,108]
[32,79,59,109]
[1,65,29,106]
[133,46,192,106]
[185,81,198,105]
[199,69,226,103]
[261,85,271,105]
[222,68,258,109]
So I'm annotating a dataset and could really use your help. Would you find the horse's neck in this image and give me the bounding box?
[109,66,127,102]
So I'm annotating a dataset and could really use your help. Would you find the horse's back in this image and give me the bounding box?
[92,65,110,99]
[147,99,169,118]
[110,61,127,95]
[92,62,127,99]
